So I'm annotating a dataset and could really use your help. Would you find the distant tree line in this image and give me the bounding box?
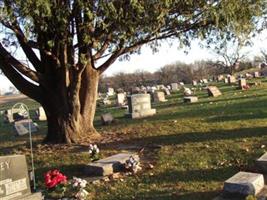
[99,57,262,92]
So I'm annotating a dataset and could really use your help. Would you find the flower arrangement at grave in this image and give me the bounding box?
[44,169,68,196]
[44,170,90,200]
[71,177,89,200]
[88,144,100,161]
[124,156,142,174]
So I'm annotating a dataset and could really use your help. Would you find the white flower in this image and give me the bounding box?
[73,177,87,188]
[88,144,100,157]
[125,156,141,173]
[75,189,89,200]
[80,180,87,188]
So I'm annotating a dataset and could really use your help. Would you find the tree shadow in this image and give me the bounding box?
[102,126,267,148]
[134,167,236,200]
[151,97,267,122]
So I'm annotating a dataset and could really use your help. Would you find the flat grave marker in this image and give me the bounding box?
[14,119,38,136]
[223,172,264,197]
[183,96,198,103]
[256,152,267,173]
[84,153,139,176]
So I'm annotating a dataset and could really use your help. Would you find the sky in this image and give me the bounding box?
[0,30,266,93]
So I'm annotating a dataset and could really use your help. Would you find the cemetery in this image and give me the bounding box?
[0,1,266,200]
[1,75,267,200]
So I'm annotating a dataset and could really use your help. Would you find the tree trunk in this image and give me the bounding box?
[42,66,101,144]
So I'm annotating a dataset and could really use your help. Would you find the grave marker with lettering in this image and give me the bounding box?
[0,155,42,200]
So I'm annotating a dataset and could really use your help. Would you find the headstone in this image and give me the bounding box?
[126,94,156,119]
[14,119,38,136]
[103,98,111,105]
[223,172,264,197]
[131,87,141,94]
[101,113,114,125]
[156,85,165,90]
[163,88,171,96]
[3,110,14,123]
[107,88,114,96]
[35,107,46,121]
[179,82,184,86]
[256,152,267,173]
[116,93,126,106]
[184,88,193,96]
[224,78,229,84]
[192,80,197,86]
[228,76,236,84]
[116,88,124,93]
[13,113,26,122]
[203,79,208,84]
[254,71,260,78]
[183,96,198,103]
[238,78,247,90]
[170,83,178,91]
[152,91,167,103]
[217,75,224,81]
[207,86,222,97]
[84,153,139,176]
[0,155,42,200]
[245,73,253,79]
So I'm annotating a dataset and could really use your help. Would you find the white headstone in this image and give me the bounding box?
[126,94,156,119]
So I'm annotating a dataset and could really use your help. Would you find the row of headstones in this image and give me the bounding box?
[104,71,262,99]
[2,107,46,124]
[184,86,222,103]
[103,82,186,100]
[101,86,223,124]
[0,152,139,200]
[215,152,267,199]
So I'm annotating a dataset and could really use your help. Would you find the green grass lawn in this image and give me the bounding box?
[1,78,267,200]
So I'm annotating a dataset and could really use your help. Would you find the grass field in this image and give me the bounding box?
[1,78,267,200]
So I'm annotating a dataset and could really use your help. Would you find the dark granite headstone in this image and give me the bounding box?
[0,155,42,200]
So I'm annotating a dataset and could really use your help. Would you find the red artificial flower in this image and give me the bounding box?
[44,169,67,189]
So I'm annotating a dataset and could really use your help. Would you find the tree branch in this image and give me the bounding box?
[0,56,43,103]
[0,43,40,83]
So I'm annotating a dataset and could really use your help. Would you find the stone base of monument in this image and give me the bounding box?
[183,96,198,103]
[256,152,267,173]
[20,192,43,200]
[221,172,264,198]
[126,109,156,119]
[84,153,139,176]
[214,186,267,200]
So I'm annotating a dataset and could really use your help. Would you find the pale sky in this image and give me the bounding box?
[0,30,266,93]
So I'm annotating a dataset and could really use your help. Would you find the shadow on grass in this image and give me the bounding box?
[152,97,267,122]
[135,167,234,200]
[136,190,220,200]
[147,166,236,184]
[102,126,267,148]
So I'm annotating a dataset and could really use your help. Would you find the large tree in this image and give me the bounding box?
[0,0,265,143]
